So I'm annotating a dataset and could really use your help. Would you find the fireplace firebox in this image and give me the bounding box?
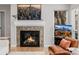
[20,31,40,47]
[17,26,44,47]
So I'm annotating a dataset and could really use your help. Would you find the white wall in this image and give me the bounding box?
[70,4,79,9]
[11,4,70,47]
[0,5,10,37]
[43,4,70,47]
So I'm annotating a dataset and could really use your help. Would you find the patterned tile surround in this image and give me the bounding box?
[16,26,44,47]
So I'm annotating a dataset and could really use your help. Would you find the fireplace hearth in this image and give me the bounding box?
[20,31,40,47]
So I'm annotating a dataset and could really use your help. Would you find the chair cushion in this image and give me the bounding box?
[59,39,71,49]
[65,37,78,48]
[49,45,70,55]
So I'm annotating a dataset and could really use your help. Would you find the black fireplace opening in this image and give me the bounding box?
[20,31,40,47]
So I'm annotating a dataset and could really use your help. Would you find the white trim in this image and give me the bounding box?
[52,11,54,44]
[70,9,75,38]
[11,44,17,48]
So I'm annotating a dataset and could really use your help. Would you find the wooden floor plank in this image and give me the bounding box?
[10,47,45,52]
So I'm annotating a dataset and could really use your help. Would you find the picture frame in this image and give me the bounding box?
[54,10,68,25]
[17,4,41,20]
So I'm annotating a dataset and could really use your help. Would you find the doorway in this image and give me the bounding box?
[71,9,79,39]
[0,12,5,37]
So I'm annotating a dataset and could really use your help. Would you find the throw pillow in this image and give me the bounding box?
[59,39,71,49]
[65,37,78,47]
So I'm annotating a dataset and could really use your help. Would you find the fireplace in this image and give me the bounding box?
[20,31,40,47]
[17,26,44,47]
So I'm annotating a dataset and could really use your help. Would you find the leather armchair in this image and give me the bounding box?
[48,37,78,55]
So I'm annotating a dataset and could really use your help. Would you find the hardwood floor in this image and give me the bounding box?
[10,47,47,52]
[9,47,48,55]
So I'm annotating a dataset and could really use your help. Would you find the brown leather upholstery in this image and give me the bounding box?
[59,39,71,49]
[48,37,78,55]
[49,45,70,55]
[65,37,78,48]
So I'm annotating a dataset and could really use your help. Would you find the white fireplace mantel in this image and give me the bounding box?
[11,20,45,47]
[14,21,45,26]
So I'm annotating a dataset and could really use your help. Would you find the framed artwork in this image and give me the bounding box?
[17,4,41,20]
[54,11,67,25]
[54,25,72,37]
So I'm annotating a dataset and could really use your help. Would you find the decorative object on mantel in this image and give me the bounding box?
[17,4,41,20]
[12,15,17,19]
